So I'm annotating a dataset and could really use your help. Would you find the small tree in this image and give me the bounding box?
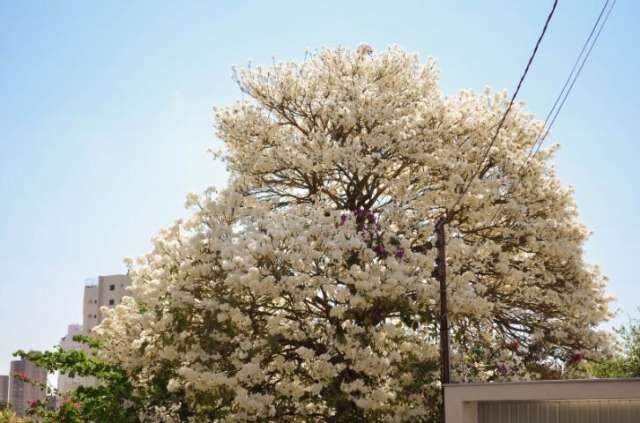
[96,46,611,421]
[589,316,640,378]
[620,318,640,376]
[0,409,22,423]
[15,336,186,423]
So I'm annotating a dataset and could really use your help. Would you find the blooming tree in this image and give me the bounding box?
[97,46,611,422]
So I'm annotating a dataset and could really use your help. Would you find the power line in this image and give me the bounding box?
[436,5,615,420]
[492,0,616,223]
[437,6,558,419]
[448,0,559,218]
[528,0,616,159]
[523,0,611,165]
[466,0,616,255]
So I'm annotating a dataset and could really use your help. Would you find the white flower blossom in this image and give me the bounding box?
[97,46,612,421]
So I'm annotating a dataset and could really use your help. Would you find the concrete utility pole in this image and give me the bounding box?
[436,217,450,422]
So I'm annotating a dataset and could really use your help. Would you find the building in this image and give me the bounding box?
[58,273,131,394]
[57,324,93,394]
[0,375,8,407]
[8,359,47,417]
[83,274,131,330]
[83,283,100,331]
[444,378,640,423]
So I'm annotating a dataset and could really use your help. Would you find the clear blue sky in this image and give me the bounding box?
[1,1,638,375]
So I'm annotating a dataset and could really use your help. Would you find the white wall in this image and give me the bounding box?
[445,379,640,423]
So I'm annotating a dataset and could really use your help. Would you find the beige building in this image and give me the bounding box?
[0,375,8,407]
[83,283,100,331]
[9,359,47,417]
[57,324,93,394]
[83,274,131,330]
[445,378,640,423]
[58,274,131,394]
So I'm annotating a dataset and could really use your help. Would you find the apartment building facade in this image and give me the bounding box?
[58,273,131,394]
[83,274,131,330]
[57,324,93,394]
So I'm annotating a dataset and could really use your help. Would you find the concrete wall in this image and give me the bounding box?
[445,379,640,423]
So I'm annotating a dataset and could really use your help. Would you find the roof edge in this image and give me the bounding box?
[445,378,640,388]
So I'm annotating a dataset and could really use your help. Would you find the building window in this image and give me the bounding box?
[109,299,115,305]
[109,284,115,291]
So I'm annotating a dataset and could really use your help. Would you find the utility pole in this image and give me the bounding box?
[436,217,450,422]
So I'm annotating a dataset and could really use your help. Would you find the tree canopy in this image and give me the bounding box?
[89,46,612,422]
